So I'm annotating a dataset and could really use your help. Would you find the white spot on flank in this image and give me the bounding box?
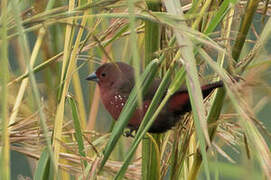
[121,103,124,106]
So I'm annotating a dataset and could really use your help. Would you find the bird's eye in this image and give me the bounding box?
[101,72,106,77]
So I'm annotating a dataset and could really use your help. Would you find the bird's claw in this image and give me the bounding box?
[123,129,136,137]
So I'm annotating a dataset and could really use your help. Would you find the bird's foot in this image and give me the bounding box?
[123,129,137,137]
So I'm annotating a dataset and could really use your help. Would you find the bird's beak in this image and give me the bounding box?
[86,72,99,82]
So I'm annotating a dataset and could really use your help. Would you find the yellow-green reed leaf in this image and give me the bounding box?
[77,0,121,11]
[52,0,76,175]
[128,0,143,107]
[191,0,212,29]
[165,1,210,180]
[167,51,184,92]
[0,0,10,179]
[69,0,94,129]
[67,96,87,167]
[7,11,183,40]
[46,0,57,10]
[34,148,50,180]
[100,59,160,170]
[144,0,161,65]
[207,88,226,140]
[142,134,161,180]
[8,12,187,40]
[71,72,87,128]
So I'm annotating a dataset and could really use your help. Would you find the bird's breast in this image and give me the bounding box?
[101,92,128,120]
[100,91,152,128]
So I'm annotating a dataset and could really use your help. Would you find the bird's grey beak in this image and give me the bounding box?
[86,72,99,82]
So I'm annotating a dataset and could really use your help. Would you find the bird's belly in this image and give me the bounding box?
[102,95,151,128]
[128,100,151,128]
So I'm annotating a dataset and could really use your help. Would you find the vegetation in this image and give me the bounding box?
[1,0,271,179]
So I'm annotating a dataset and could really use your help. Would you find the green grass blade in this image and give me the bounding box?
[144,0,161,65]
[68,96,87,167]
[204,0,238,35]
[34,149,50,180]
[207,88,226,140]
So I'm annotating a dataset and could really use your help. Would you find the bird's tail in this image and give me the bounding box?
[168,80,224,114]
[201,80,223,99]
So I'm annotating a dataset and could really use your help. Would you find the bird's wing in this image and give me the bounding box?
[167,80,224,114]
[167,90,191,114]
[144,78,163,100]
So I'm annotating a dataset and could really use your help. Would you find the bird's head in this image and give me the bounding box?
[86,62,135,91]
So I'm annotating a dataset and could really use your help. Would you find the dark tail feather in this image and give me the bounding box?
[168,81,223,115]
[201,80,223,99]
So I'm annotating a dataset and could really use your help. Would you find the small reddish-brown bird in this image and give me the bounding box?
[86,62,223,134]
